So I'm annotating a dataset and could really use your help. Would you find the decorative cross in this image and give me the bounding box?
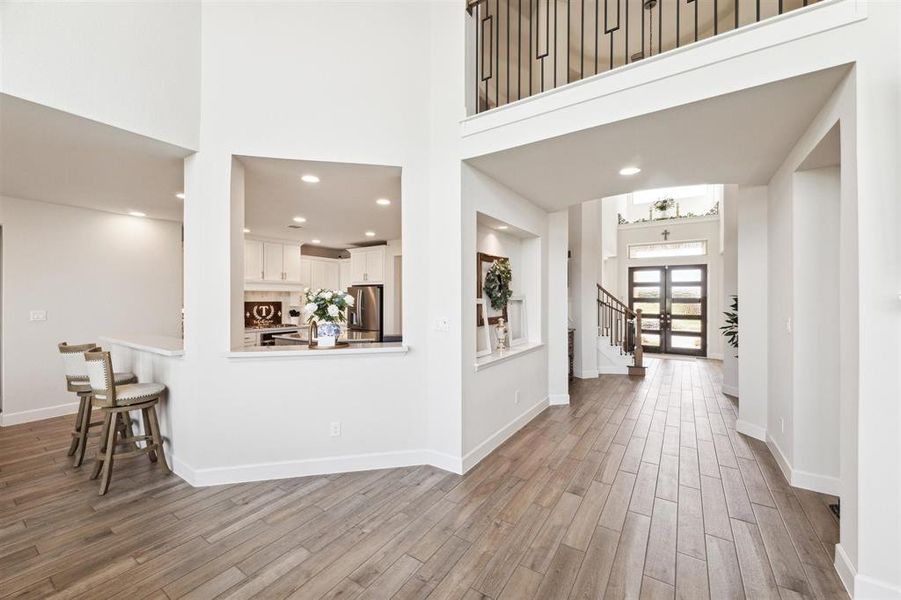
[661,229,671,241]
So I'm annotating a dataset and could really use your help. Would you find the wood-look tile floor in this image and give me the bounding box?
[0,358,848,599]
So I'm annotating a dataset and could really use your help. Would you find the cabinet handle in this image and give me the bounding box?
[261,270,264,279]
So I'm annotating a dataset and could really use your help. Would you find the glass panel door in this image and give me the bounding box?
[629,264,707,356]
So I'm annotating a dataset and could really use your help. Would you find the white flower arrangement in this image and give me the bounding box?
[301,288,353,324]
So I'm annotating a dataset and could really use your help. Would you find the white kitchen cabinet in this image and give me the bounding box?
[244,239,264,280]
[283,245,302,282]
[263,242,283,281]
[348,246,386,284]
[308,258,340,291]
[339,259,351,291]
[299,258,312,288]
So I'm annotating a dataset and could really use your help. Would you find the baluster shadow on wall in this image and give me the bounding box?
[468,0,819,114]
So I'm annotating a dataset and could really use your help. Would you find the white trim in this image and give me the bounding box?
[574,368,599,379]
[618,215,721,230]
[171,448,463,487]
[722,383,740,397]
[834,543,856,598]
[736,419,766,441]
[226,344,408,358]
[708,352,724,361]
[854,574,901,599]
[461,396,549,473]
[0,401,79,426]
[549,393,570,406]
[474,342,544,371]
[598,365,629,375]
[766,434,842,496]
[101,335,184,357]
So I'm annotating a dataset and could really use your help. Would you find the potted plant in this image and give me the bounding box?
[302,288,354,348]
[652,198,676,219]
[287,308,301,326]
[484,258,513,350]
[720,295,738,353]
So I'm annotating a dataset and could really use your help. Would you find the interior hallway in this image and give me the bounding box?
[0,358,846,599]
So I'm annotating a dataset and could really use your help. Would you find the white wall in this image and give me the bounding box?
[616,217,724,359]
[462,165,549,468]
[721,185,739,396]
[0,196,183,424]
[169,1,466,482]
[736,186,768,439]
[567,201,602,377]
[792,166,840,486]
[0,1,200,149]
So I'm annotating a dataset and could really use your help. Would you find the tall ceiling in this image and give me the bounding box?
[466,66,848,211]
[240,157,402,249]
[0,94,190,221]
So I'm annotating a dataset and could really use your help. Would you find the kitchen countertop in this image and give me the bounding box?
[227,342,407,358]
[244,325,302,334]
[100,334,185,357]
[271,331,381,344]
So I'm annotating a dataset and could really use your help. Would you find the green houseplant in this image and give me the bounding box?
[484,258,513,311]
[720,295,738,350]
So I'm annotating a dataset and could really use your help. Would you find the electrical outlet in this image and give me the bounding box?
[514,390,520,404]
[785,318,792,334]
[780,418,784,434]
[29,310,47,322]
[330,422,341,437]
[435,318,449,332]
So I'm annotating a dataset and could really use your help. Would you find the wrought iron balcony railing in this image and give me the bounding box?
[468,0,823,114]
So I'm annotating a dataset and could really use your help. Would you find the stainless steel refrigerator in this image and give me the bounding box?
[346,285,383,342]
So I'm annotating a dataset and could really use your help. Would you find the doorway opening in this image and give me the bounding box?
[629,264,707,356]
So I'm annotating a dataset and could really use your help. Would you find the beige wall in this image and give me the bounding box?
[0,196,183,423]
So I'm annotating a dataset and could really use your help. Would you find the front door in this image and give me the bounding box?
[628,265,707,356]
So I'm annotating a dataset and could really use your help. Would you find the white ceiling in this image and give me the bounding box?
[467,66,849,212]
[240,156,402,249]
[0,94,190,221]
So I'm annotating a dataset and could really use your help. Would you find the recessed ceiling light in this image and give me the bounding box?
[376,198,391,206]
[497,225,509,230]
[243,228,251,233]
[301,174,320,183]
[175,192,185,200]
[619,166,641,176]
[293,216,307,223]
[129,211,146,218]
[311,239,321,244]
[365,231,376,237]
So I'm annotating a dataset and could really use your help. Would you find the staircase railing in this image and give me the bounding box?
[597,283,644,372]
[466,0,824,114]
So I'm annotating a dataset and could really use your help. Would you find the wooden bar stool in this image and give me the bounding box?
[58,342,137,467]
[83,350,170,495]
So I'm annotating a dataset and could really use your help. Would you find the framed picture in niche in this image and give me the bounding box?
[476,252,509,326]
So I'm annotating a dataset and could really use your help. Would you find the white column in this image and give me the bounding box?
[721,186,739,396]
[736,185,767,440]
[547,209,570,405]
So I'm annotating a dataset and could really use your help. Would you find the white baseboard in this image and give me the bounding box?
[549,393,570,405]
[722,384,740,398]
[574,369,599,379]
[0,401,79,426]
[708,352,724,360]
[835,543,856,598]
[855,574,901,599]
[736,419,766,441]
[173,448,463,487]
[598,366,628,375]
[461,397,549,473]
[766,434,842,496]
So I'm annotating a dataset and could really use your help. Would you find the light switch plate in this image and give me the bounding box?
[29,310,47,322]
[435,318,450,332]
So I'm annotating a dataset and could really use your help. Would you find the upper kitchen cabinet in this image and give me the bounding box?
[306,257,340,291]
[245,238,304,287]
[349,246,386,284]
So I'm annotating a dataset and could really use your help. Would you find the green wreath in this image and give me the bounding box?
[484,258,513,311]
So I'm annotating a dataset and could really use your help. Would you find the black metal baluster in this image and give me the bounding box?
[595,0,599,74]
[530,0,533,95]
[779,0,783,14]
[554,0,557,88]
[756,0,760,22]
[694,0,698,42]
[506,0,509,106]
[567,0,571,83]
[625,0,630,65]
[676,0,680,47]
[496,0,500,108]
[519,0,522,100]
[581,0,585,80]
[714,0,718,35]
[658,0,662,55]
[641,0,645,60]
[734,0,739,29]
[475,2,480,112]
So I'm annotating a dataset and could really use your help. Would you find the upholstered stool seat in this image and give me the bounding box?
[58,342,138,467]
[68,372,137,392]
[96,383,166,406]
[84,350,169,495]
